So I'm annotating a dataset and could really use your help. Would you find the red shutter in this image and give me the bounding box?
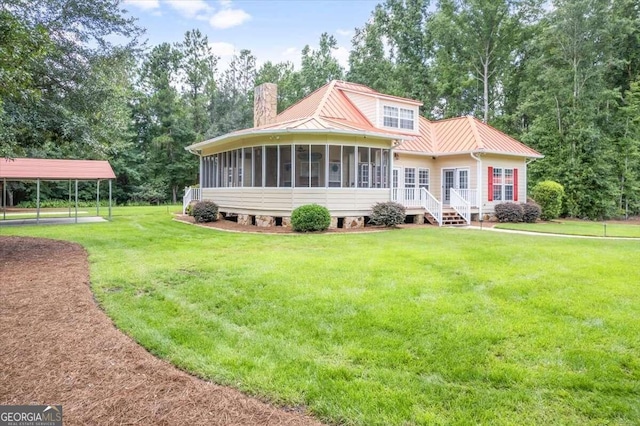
[513,168,518,201]
[488,167,493,201]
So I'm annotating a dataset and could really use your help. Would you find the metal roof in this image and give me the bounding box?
[187,80,542,158]
[0,158,116,180]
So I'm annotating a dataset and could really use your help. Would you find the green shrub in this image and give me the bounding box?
[192,201,219,223]
[521,202,541,223]
[291,204,331,232]
[494,202,523,222]
[369,202,406,227]
[532,180,564,220]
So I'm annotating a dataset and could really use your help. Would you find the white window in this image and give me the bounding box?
[383,106,398,128]
[418,168,429,190]
[492,168,515,201]
[383,105,415,130]
[404,167,416,188]
[400,108,414,130]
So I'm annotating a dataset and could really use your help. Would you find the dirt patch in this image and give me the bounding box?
[0,236,322,425]
[175,214,429,234]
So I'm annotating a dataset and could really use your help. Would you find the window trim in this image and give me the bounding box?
[383,105,415,130]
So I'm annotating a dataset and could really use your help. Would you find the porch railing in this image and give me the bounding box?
[421,187,442,225]
[392,187,442,226]
[454,189,478,207]
[450,188,470,224]
[182,186,202,214]
[392,188,423,208]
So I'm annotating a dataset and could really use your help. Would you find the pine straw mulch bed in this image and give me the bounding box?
[0,236,321,426]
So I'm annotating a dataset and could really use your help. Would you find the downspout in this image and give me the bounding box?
[470,152,482,220]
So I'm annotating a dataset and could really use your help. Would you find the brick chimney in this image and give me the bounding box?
[254,83,278,127]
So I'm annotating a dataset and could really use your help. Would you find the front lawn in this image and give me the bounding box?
[3,208,639,425]
[495,219,640,238]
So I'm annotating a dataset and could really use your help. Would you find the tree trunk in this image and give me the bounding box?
[172,186,177,204]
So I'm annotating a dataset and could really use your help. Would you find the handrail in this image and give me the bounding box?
[182,186,202,214]
[392,187,422,208]
[450,188,470,224]
[454,189,478,207]
[420,187,442,226]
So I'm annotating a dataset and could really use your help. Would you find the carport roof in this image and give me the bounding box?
[0,158,116,180]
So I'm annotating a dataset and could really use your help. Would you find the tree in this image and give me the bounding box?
[178,29,218,138]
[0,0,141,158]
[347,9,399,96]
[298,33,344,96]
[208,49,256,136]
[140,43,198,203]
[255,61,299,112]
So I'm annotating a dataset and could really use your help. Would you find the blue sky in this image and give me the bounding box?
[122,0,380,70]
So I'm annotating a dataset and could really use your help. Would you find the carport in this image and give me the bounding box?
[0,158,116,224]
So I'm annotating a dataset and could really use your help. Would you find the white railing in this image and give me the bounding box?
[454,189,478,207]
[392,187,442,225]
[450,188,470,224]
[421,187,442,226]
[182,186,202,214]
[392,187,422,207]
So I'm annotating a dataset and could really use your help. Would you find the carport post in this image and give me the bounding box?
[68,180,72,217]
[36,179,40,224]
[96,180,100,216]
[75,179,78,224]
[108,179,112,221]
[3,178,6,220]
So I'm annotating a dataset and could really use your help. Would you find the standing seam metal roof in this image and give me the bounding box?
[0,158,116,180]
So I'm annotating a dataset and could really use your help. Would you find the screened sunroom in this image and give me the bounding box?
[200,144,392,190]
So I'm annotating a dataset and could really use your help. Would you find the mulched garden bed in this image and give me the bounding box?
[0,236,321,426]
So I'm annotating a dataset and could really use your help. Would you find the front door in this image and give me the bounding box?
[443,168,470,204]
[443,169,455,203]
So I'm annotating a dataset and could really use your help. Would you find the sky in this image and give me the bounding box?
[122,0,380,70]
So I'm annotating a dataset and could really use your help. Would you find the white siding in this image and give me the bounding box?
[202,188,390,216]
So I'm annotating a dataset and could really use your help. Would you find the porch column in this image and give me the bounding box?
[96,180,100,216]
[36,178,40,224]
[389,148,395,201]
[2,178,6,220]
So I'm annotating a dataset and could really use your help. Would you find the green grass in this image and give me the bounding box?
[2,207,639,425]
[495,220,640,238]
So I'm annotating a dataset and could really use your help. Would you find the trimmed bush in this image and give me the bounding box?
[521,202,541,223]
[369,202,406,227]
[192,200,219,223]
[532,180,564,220]
[291,204,331,232]
[494,202,524,222]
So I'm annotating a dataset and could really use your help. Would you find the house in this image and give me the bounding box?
[184,80,542,227]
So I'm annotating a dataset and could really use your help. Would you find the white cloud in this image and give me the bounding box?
[336,29,353,37]
[334,45,350,69]
[209,8,251,29]
[209,41,236,58]
[165,0,212,18]
[218,0,232,6]
[123,0,160,11]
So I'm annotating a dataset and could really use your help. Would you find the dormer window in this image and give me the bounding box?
[383,106,414,130]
